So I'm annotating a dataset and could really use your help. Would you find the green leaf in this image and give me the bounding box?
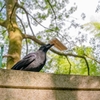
[37,35,41,39]
[92,22,100,30]
[75,46,84,55]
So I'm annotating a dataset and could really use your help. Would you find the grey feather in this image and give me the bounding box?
[11,44,54,72]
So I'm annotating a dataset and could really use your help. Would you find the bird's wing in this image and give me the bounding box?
[11,53,36,70]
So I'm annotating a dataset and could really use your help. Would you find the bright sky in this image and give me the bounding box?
[33,0,99,34]
[71,0,99,23]
[20,0,99,39]
[63,0,100,47]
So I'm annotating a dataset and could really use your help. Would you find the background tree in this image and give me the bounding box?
[0,0,100,75]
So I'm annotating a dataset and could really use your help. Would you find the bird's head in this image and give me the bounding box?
[39,44,54,52]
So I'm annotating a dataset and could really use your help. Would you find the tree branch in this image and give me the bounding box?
[23,34,90,75]
[46,0,59,34]
[17,2,58,34]
[16,15,28,55]
[16,15,26,33]
[0,20,6,27]
[0,3,5,12]
[10,2,17,22]
[65,56,72,74]
[23,34,44,45]
[16,3,35,36]
[84,54,100,64]
[46,0,56,19]
[3,54,14,58]
[9,1,17,30]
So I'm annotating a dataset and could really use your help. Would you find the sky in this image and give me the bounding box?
[71,0,99,23]
[32,0,100,34]
[62,0,100,47]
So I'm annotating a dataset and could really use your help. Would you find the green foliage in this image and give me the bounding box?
[44,54,88,75]
[85,22,100,38]
[0,0,99,76]
[54,55,70,74]
[75,46,84,55]
[92,22,100,30]
[42,46,100,76]
[92,22,100,38]
[75,46,93,56]
[84,47,91,54]
[75,46,100,75]
[42,54,71,74]
[37,35,41,39]
[20,1,25,6]
[38,13,48,20]
[45,26,59,33]
[91,22,100,37]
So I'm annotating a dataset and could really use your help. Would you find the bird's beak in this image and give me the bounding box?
[46,44,54,49]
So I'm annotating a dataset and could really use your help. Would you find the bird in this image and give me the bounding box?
[11,44,54,72]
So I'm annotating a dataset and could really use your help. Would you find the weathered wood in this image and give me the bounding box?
[0,69,100,100]
[50,38,67,50]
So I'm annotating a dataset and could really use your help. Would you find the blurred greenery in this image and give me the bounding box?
[0,0,100,76]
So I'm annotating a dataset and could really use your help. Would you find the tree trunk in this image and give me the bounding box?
[5,0,23,69]
[7,29,23,69]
